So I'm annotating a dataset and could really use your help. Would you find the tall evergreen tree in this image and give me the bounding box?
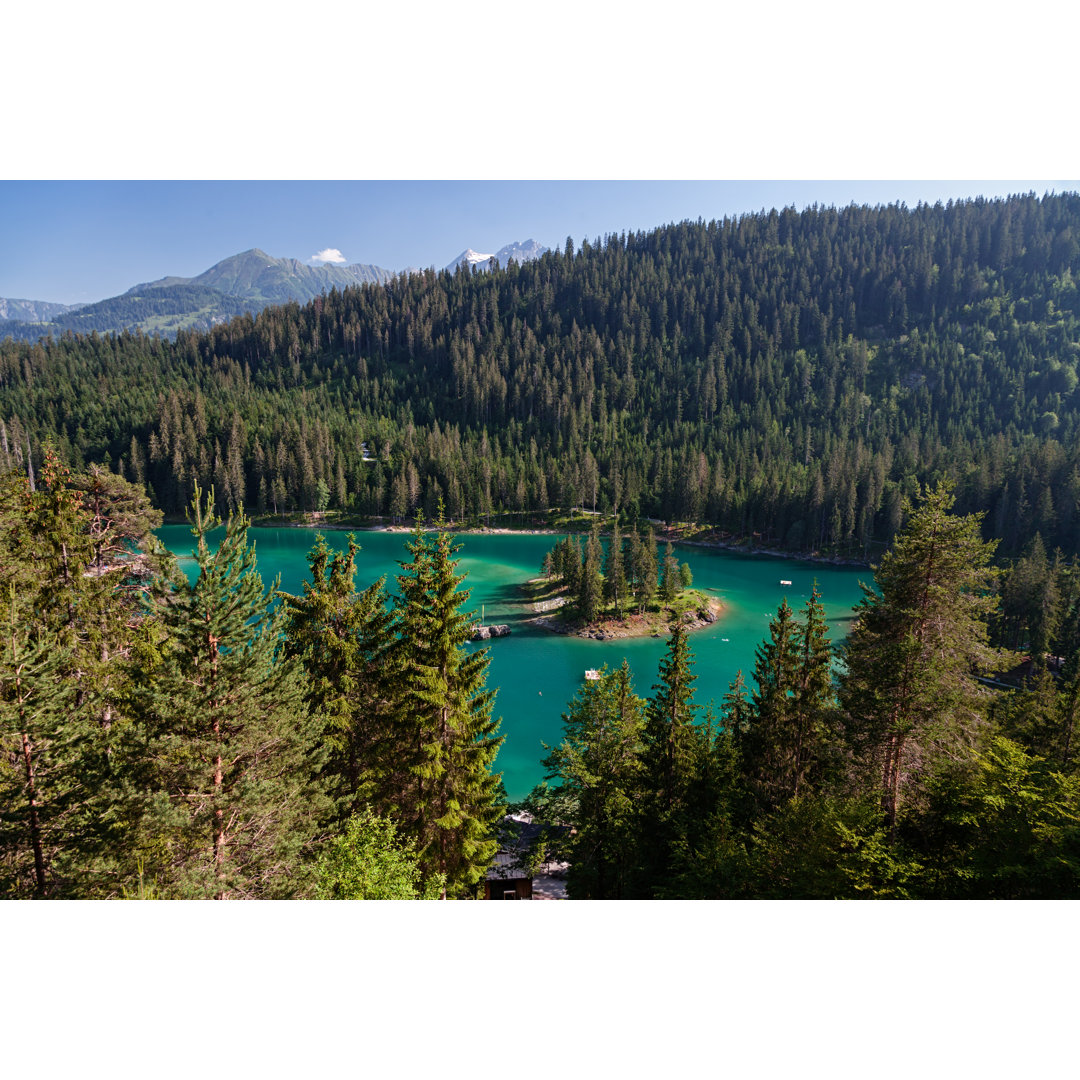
[637,623,700,893]
[839,483,1007,832]
[0,585,76,897]
[578,522,603,622]
[130,486,330,898]
[790,584,836,798]
[543,661,645,899]
[279,535,396,822]
[603,519,627,617]
[391,509,504,897]
[743,599,801,812]
[659,541,680,602]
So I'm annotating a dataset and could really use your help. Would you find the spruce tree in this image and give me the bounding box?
[634,527,659,614]
[578,522,603,622]
[603,519,627,617]
[839,483,1007,832]
[279,535,396,822]
[659,541,680,602]
[637,623,700,893]
[131,485,329,898]
[542,661,645,899]
[392,509,503,897]
[744,599,800,812]
[0,585,76,897]
[0,452,161,897]
[790,584,836,798]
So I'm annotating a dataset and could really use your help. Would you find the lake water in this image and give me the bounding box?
[157,525,871,800]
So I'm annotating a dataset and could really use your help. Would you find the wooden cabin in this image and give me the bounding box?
[483,852,533,900]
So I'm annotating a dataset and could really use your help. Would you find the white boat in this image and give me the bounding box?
[779,579,792,586]
[584,669,600,681]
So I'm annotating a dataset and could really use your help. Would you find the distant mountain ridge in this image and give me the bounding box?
[444,239,548,273]
[0,297,81,322]
[0,248,399,341]
[0,240,547,342]
[133,248,397,306]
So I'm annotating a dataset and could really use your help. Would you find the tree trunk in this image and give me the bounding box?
[21,731,47,897]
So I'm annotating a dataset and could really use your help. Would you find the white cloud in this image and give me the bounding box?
[310,247,347,264]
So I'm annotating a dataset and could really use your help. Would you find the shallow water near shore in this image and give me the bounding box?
[157,525,871,801]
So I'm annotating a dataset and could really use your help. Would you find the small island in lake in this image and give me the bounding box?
[523,526,723,639]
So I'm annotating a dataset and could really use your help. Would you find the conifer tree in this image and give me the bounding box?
[391,509,503,897]
[0,453,162,897]
[0,585,76,897]
[659,541,680,602]
[633,527,659,614]
[130,485,329,898]
[543,661,644,899]
[603,519,627,617]
[743,599,801,812]
[839,483,1007,832]
[279,535,396,821]
[637,623,700,892]
[578,523,603,622]
[790,584,836,798]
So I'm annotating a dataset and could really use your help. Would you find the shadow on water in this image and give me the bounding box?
[157,524,871,800]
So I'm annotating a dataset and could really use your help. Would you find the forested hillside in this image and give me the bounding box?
[2,193,1079,557]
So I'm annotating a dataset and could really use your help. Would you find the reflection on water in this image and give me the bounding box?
[157,526,871,800]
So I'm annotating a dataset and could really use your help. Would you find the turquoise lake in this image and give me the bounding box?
[157,526,871,801]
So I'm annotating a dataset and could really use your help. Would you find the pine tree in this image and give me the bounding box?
[603,519,627,617]
[279,534,396,821]
[0,585,76,897]
[542,661,644,899]
[743,599,801,812]
[578,522,603,622]
[131,485,330,898]
[391,509,503,897]
[659,541,680,602]
[839,483,1007,832]
[637,623,700,893]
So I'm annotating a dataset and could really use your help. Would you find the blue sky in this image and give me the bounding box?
[3,180,1078,306]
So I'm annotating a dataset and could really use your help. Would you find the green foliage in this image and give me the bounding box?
[129,485,330,899]
[316,809,444,900]
[917,736,1080,898]
[543,662,645,899]
[391,509,504,897]
[840,482,1009,828]
[279,534,395,819]
[8,194,1080,559]
[636,623,704,894]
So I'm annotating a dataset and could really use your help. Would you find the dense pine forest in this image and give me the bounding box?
[2,193,1080,560]
[530,484,1080,898]
[5,459,1080,898]
[4,192,1080,899]
[1,459,501,899]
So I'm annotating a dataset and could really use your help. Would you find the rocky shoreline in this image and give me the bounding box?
[528,594,724,641]
[240,517,872,569]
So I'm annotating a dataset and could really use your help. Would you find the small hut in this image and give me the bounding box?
[484,851,533,900]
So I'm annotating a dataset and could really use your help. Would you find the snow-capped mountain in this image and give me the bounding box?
[444,239,548,273]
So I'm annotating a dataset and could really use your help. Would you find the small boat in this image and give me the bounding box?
[779,579,792,586]
[584,669,601,681]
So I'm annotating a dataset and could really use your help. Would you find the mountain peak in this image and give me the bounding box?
[444,240,548,273]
